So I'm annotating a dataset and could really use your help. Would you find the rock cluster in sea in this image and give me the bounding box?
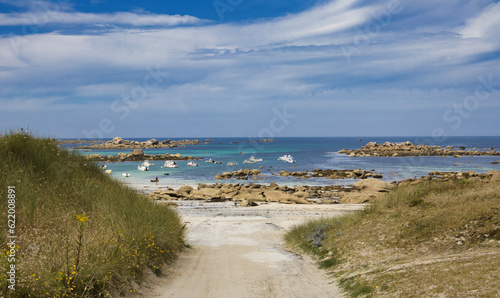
[57,139,102,145]
[215,169,263,180]
[214,168,382,180]
[275,169,383,179]
[77,137,213,149]
[395,170,500,186]
[339,141,500,157]
[85,149,198,162]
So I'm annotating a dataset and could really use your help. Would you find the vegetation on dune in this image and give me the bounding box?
[285,178,500,297]
[0,131,185,297]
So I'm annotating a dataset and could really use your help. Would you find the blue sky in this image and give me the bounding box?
[0,0,499,138]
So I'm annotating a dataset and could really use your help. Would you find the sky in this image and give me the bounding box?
[0,0,499,138]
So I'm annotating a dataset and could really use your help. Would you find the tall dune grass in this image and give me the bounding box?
[285,178,500,297]
[0,131,185,297]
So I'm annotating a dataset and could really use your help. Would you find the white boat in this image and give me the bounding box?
[99,164,107,170]
[142,160,154,167]
[278,155,296,163]
[122,172,130,177]
[187,161,199,167]
[227,162,238,166]
[163,160,178,168]
[137,165,149,171]
[243,159,257,164]
[249,156,263,162]
[104,169,112,174]
[205,159,215,163]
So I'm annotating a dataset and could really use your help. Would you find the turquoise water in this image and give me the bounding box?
[64,137,500,188]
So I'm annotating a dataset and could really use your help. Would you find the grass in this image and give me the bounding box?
[0,131,185,297]
[285,177,500,297]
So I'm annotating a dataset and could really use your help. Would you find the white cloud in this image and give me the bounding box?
[460,2,500,39]
[0,11,205,27]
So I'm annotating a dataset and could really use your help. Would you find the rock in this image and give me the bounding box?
[189,188,222,200]
[234,190,265,202]
[176,185,194,197]
[146,139,159,146]
[130,149,144,157]
[354,178,395,193]
[263,190,309,204]
[112,137,124,144]
[88,154,104,160]
[240,200,259,207]
[269,182,279,189]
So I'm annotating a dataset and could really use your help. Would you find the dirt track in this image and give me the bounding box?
[146,201,364,298]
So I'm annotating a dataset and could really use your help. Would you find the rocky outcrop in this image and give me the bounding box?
[148,183,356,204]
[57,139,103,145]
[275,169,382,179]
[149,170,500,205]
[215,169,263,180]
[339,141,500,157]
[77,137,213,149]
[341,179,395,204]
[395,170,499,186]
[85,150,199,162]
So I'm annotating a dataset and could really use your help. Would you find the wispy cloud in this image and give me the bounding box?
[0,11,206,27]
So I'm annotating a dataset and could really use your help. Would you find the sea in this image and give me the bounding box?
[62,137,500,191]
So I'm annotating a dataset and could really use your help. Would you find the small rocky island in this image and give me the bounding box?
[339,141,500,157]
[77,137,214,149]
[84,149,199,162]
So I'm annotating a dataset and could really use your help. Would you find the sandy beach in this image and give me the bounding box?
[141,201,364,297]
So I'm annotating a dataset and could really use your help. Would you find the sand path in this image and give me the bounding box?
[146,201,364,298]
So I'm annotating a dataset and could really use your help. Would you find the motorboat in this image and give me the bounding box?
[243,156,262,164]
[105,169,112,174]
[163,172,170,175]
[138,165,149,171]
[99,164,107,170]
[122,173,130,177]
[214,161,223,164]
[163,160,178,168]
[187,161,199,167]
[278,155,295,163]
[142,160,154,167]
[150,177,159,182]
[249,156,263,162]
[227,162,238,166]
[205,159,215,163]
[243,159,257,164]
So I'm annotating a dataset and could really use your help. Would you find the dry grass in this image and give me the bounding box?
[0,131,185,297]
[285,178,500,297]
